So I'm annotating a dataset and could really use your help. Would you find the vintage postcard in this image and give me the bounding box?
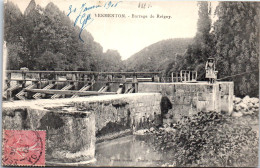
[2,0,259,167]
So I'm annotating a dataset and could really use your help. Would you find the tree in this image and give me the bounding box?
[213,2,259,97]
[5,43,23,70]
[183,2,213,80]
[101,50,123,72]
[165,53,184,76]
[4,0,123,72]
[4,1,23,42]
[36,51,59,70]
[4,1,25,70]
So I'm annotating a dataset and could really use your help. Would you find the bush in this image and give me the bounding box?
[151,111,258,167]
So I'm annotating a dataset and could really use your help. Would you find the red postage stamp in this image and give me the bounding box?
[2,130,46,166]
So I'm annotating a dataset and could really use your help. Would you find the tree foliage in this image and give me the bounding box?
[213,2,259,97]
[4,0,123,71]
[181,2,213,80]
[101,50,123,72]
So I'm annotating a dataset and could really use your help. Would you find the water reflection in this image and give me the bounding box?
[94,135,169,167]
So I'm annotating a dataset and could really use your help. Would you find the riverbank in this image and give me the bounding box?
[145,111,259,167]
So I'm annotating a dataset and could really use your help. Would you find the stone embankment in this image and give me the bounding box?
[2,93,161,166]
[232,96,259,117]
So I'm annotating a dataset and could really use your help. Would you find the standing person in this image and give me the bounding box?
[205,58,216,83]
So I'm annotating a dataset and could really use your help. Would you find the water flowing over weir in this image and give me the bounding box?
[2,70,234,166]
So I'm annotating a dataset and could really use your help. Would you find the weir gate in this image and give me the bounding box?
[2,70,234,166]
[3,70,161,100]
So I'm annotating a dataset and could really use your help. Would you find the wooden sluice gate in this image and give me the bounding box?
[33,83,55,99]
[3,70,161,101]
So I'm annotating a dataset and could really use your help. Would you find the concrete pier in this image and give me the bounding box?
[138,82,234,122]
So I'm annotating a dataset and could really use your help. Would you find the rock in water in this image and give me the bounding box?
[150,127,155,132]
[134,129,150,135]
[232,112,243,117]
[164,127,176,133]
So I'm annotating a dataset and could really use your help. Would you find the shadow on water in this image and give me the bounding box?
[93,134,171,167]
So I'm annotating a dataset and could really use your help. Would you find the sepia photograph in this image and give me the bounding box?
[1,0,259,167]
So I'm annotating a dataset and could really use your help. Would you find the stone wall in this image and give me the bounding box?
[66,93,162,137]
[138,82,234,123]
[218,82,234,113]
[2,102,96,166]
[2,93,162,165]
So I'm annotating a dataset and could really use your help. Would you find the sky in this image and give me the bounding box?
[6,0,218,60]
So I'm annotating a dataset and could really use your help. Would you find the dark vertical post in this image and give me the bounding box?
[52,72,57,89]
[73,73,78,90]
[79,73,83,88]
[154,75,159,82]
[6,72,11,100]
[39,73,42,89]
[188,71,191,82]
[22,72,26,88]
[180,71,183,82]
[122,75,126,83]
[111,74,114,82]
[121,75,126,93]
[91,74,95,91]
[132,74,138,93]
[83,74,87,85]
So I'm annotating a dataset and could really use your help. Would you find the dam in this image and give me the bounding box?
[2,71,233,166]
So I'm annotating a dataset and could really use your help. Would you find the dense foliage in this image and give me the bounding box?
[4,0,123,71]
[151,111,258,167]
[181,2,213,80]
[213,2,259,97]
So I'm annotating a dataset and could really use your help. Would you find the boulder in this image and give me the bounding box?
[254,103,259,108]
[234,97,242,104]
[242,110,254,115]
[238,102,248,110]
[234,105,241,112]
[134,129,150,135]
[164,127,176,133]
[233,96,259,116]
[149,127,155,132]
[243,95,250,101]
[250,97,259,104]
[232,112,243,117]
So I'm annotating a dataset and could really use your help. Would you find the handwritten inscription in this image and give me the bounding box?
[67,1,172,42]
[68,1,121,42]
[138,2,152,9]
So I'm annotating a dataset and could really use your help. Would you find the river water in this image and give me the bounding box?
[93,134,174,167]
